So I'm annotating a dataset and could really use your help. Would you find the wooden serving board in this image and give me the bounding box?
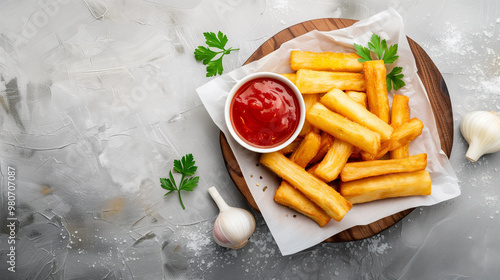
[220,18,453,242]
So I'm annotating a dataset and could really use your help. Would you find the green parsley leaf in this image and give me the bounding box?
[160,176,175,195]
[382,44,399,64]
[180,176,200,192]
[194,31,239,77]
[204,31,228,50]
[386,67,406,91]
[194,46,218,65]
[368,34,386,60]
[354,33,405,91]
[206,56,224,77]
[353,43,372,62]
[174,153,198,176]
[160,153,200,209]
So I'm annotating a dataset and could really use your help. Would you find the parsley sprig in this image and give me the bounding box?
[354,34,406,91]
[160,153,199,210]
[194,31,239,77]
[386,66,405,91]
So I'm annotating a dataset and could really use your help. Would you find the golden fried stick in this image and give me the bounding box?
[290,50,364,72]
[340,153,427,182]
[314,138,354,182]
[339,170,432,204]
[280,73,297,84]
[306,103,381,155]
[289,131,322,168]
[274,181,331,227]
[260,152,352,221]
[346,91,367,108]
[390,94,410,159]
[295,69,365,94]
[363,60,390,123]
[310,132,334,164]
[361,118,424,160]
[345,90,368,161]
[320,88,394,141]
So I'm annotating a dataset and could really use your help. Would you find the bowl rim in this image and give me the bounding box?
[224,72,306,153]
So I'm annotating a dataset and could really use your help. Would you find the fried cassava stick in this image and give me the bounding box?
[339,170,432,204]
[340,153,427,182]
[260,152,352,221]
[290,50,364,72]
[364,60,390,123]
[289,131,322,168]
[320,88,394,141]
[314,138,353,182]
[274,181,331,227]
[295,69,365,93]
[306,103,381,155]
[390,94,411,159]
[361,118,424,160]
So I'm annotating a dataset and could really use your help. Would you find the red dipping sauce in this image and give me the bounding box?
[229,77,301,148]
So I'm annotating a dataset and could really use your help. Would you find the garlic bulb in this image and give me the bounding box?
[460,111,500,162]
[208,186,256,249]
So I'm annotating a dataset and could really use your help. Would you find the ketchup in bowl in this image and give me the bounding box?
[225,72,305,153]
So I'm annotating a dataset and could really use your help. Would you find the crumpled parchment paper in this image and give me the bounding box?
[197,8,460,256]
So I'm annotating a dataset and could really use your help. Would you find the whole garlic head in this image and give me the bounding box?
[460,111,500,162]
[208,186,256,249]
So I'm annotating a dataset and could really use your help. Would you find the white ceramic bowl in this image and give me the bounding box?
[224,72,305,153]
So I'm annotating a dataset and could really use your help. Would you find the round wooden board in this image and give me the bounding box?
[220,18,453,242]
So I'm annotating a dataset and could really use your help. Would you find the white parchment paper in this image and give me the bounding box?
[196,8,461,256]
